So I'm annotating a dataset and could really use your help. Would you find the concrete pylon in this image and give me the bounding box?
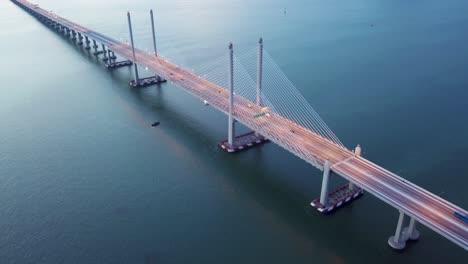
[150,9,158,57]
[127,11,139,82]
[227,42,235,146]
[319,159,331,206]
[150,9,162,81]
[256,37,263,106]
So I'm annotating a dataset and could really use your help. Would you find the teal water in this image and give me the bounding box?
[1,0,467,263]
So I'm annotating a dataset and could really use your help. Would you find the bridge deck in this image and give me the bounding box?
[14,0,467,250]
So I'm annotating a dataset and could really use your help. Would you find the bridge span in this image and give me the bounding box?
[12,0,467,251]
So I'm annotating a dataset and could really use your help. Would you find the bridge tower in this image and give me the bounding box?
[150,10,158,57]
[256,37,263,106]
[149,9,165,83]
[227,43,235,146]
[127,11,139,82]
[218,39,268,152]
[126,11,166,88]
[319,159,331,206]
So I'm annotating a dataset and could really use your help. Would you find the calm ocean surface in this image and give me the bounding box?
[1,0,467,263]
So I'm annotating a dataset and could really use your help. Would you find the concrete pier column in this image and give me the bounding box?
[349,144,362,190]
[227,43,235,146]
[107,49,112,60]
[256,37,263,106]
[127,12,140,82]
[319,159,331,206]
[92,39,98,50]
[78,33,83,45]
[388,211,406,250]
[85,36,90,48]
[403,217,420,241]
[102,44,107,60]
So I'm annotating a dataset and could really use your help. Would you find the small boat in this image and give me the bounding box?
[151,121,160,127]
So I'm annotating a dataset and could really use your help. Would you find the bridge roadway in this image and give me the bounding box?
[14,0,467,250]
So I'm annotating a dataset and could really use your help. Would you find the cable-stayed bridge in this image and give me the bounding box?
[12,0,467,251]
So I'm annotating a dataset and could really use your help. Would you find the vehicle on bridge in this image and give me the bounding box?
[454,211,468,223]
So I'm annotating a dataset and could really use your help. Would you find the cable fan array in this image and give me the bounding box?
[193,47,344,148]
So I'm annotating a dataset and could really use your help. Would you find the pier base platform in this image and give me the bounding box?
[93,50,104,55]
[106,60,133,69]
[129,76,167,88]
[218,131,268,153]
[388,236,406,250]
[311,183,364,213]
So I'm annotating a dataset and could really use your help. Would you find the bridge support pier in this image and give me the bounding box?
[388,211,407,250]
[107,49,114,61]
[92,42,104,55]
[402,217,420,241]
[106,60,133,69]
[77,33,83,45]
[92,39,98,50]
[101,44,108,61]
[71,30,76,40]
[311,158,364,213]
[85,36,91,49]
